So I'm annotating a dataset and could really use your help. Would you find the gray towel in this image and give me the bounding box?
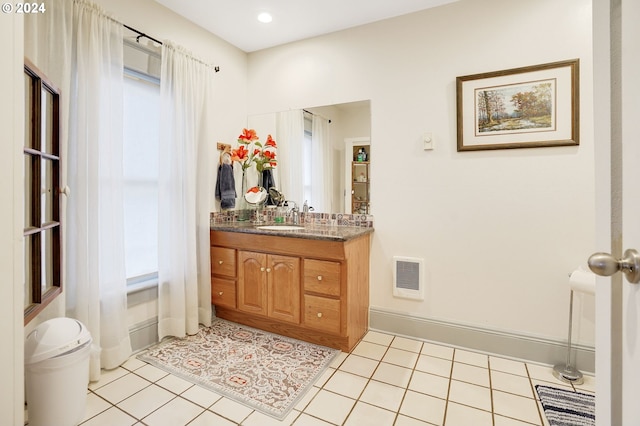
[215,163,236,209]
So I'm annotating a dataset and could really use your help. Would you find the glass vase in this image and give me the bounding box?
[237,170,251,221]
[253,171,264,223]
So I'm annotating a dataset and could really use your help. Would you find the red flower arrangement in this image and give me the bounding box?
[231,128,277,173]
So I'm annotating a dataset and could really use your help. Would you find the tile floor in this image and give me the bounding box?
[77,330,595,426]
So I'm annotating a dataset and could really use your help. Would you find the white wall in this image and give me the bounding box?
[248,0,596,346]
[0,11,24,426]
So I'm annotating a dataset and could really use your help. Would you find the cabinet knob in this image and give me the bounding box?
[260,267,265,272]
[317,275,323,281]
[218,291,223,296]
[266,268,271,273]
[218,260,223,265]
[317,312,323,318]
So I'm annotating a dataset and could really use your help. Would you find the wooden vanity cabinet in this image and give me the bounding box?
[210,230,370,352]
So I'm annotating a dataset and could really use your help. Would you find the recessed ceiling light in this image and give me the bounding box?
[257,12,273,23]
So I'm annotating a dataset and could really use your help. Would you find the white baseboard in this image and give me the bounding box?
[369,307,595,374]
[129,318,158,353]
[127,308,595,374]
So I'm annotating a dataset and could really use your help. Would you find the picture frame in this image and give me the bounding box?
[456,59,579,151]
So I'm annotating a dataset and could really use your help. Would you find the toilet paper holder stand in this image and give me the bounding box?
[552,284,584,385]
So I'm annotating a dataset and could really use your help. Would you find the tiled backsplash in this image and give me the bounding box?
[210,209,374,228]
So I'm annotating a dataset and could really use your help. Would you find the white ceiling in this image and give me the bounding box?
[153,0,458,52]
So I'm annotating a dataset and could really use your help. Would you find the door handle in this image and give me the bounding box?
[588,248,640,283]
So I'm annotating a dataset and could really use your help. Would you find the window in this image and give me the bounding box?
[24,60,62,324]
[122,46,160,286]
[123,71,160,284]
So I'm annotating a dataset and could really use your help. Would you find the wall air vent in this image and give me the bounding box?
[393,256,424,300]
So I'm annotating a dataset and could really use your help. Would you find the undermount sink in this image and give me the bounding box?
[257,225,305,231]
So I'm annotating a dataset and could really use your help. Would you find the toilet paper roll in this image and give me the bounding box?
[569,267,596,295]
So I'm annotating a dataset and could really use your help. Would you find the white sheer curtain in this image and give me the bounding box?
[311,115,332,211]
[157,43,214,340]
[65,0,131,379]
[24,0,72,149]
[276,110,305,203]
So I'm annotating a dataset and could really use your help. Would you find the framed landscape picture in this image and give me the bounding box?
[456,59,579,151]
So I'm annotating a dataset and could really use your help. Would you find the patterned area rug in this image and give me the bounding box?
[535,385,595,426]
[138,318,339,420]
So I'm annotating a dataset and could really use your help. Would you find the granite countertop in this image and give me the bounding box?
[210,222,374,242]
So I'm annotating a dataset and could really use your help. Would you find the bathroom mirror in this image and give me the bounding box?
[247,100,371,214]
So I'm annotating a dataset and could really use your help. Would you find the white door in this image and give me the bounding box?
[592,1,640,424]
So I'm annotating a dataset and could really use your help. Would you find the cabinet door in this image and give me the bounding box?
[238,251,267,315]
[268,254,301,324]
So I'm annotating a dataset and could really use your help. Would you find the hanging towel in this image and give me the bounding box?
[262,169,276,205]
[216,163,236,209]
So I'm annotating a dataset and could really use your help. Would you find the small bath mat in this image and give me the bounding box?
[137,318,339,420]
[535,385,595,426]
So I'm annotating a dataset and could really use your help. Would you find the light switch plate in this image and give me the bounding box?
[423,132,434,150]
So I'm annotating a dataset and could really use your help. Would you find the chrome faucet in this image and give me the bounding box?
[292,206,300,225]
[285,201,299,225]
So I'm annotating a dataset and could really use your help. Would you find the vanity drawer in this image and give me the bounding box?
[303,295,340,334]
[211,277,236,309]
[304,259,341,297]
[211,247,236,278]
